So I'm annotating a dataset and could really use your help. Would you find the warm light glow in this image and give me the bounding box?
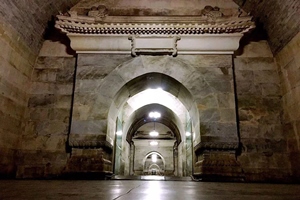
[149,130,159,137]
[186,131,191,137]
[126,88,188,124]
[150,141,158,146]
[141,175,165,180]
[151,154,157,163]
[116,131,123,136]
[149,111,161,119]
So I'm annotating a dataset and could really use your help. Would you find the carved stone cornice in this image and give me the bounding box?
[56,16,254,35]
[55,4,255,55]
[194,142,239,153]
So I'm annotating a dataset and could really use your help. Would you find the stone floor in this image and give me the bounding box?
[0,180,299,200]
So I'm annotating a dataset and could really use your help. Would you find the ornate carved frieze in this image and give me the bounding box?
[56,17,254,35]
[55,3,255,55]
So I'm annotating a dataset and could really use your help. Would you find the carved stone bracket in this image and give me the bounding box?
[129,35,180,56]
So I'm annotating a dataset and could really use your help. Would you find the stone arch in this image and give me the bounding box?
[124,104,183,145]
[102,58,203,145]
[142,151,166,172]
[70,55,236,152]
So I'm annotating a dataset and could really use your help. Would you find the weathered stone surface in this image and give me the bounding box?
[66,148,112,175]
[234,0,300,54]
[275,32,300,180]
[17,55,75,178]
[235,40,291,181]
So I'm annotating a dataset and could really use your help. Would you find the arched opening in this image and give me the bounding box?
[68,55,239,180]
[109,72,199,178]
[143,152,165,175]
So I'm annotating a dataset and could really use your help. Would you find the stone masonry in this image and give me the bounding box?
[234,41,291,181]
[276,32,300,181]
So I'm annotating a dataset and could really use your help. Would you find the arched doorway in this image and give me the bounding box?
[143,152,165,175]
[67,56,240,180]
[109,72,198,178]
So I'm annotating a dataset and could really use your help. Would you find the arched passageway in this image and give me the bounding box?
[67,55,240,180]
[110,72,198,177]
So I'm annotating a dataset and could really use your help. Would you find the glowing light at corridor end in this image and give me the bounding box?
[186,132,191,137]
[149,130,159,137]
[116,131,123,136]
[152,154,157,163]
[149,111,161,119]
[150,141,158,146]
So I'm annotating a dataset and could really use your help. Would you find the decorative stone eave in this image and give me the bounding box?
[56,15,255,55]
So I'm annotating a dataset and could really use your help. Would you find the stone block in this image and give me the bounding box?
[55,84,73,95]
[207,80,233,93]
[35,121,69,136]
[35,135,68,151]
[236,81,261,95]
[177,55,232,69]
[238,41,273,58]
[30,82,55,95]
[78,54,132,68]
[0,95,25,120]
[217,93,235,108]
[254,70,280,84]
[199,108,221,122]
[39,41,74,57]
[35,57,66,69]
[54,95,72,109]
[200,122,237,138]
[285,59,300,89]
[28,94,56,108]
[260,83,281,97]
[235,70,254,82]
[71,119,107,135]
[162,57,195,84]
[32,69,57,83]
[29,108,50,121]
[239,123,259,138]
[196,94,218,110]
[220,108,236,122]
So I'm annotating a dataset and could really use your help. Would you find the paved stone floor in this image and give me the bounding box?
[0,180,299,200]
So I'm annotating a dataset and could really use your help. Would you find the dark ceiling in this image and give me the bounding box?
[0,0,299,55]
[233,0,300,54]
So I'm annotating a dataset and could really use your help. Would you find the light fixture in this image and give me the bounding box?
[116,131,122,136]
[149,130,159,137]
[150,141,158,146]
[149,111,161,119]
[151,154,157,163]
[149,122,159,137]
[186,131,191,137]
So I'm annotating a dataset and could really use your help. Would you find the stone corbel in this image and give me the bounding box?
[129,35,181,57]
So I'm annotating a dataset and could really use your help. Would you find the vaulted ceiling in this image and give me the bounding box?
[0,0,299,55]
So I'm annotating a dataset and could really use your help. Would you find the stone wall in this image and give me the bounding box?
[275,32,300,181]
[234,0,300,54]
[16,41,76,178]
[0,0,79,55]
[234,41,291,182]
[0,16,35,178]
[0,0,78,179]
